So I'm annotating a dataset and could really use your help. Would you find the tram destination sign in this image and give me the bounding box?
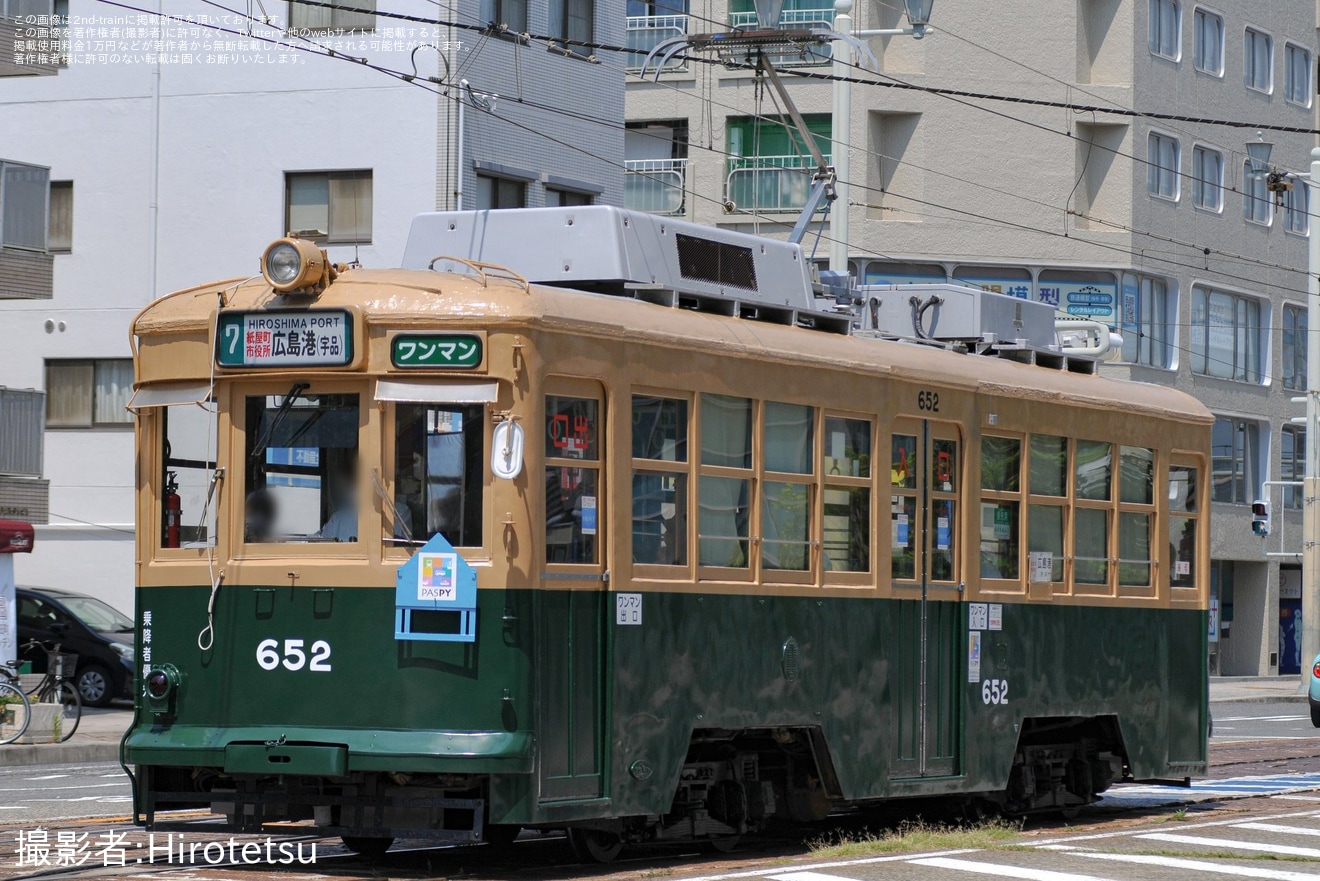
[216,310,353,368]
[391,334,483,369]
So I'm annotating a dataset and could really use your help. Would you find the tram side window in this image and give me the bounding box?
[762,402,814,572]
[698,395,753,568]
[1118,447,1156,587]
[394,404,484,548]
[1028,435,1066,582]
[243,391,361,543]
[930,438,959,582]
[822,416,871,574]
[979,436,1021,579]
[159,403,217,549]
[632,396,688,566]
[1169,465,1199,589]
[1074,440,1113,586]
[891,433,918,580]
[545,395,600,564]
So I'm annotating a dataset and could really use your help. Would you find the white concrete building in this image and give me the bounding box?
[625,0,1317,674]
[0,0,622,612]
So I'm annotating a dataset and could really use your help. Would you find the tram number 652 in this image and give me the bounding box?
[256,638,332,672]
[981,678,1009,705]
[917,390,940,412]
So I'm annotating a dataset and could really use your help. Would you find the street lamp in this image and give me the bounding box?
[1248,136,1320,682]
[829,1,934,273]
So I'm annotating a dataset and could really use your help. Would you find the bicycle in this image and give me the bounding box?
[0,659,32,745]
[20,640,81,742]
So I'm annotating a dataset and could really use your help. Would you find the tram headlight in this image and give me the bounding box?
[260,236,325,293]
[144,663,181,716]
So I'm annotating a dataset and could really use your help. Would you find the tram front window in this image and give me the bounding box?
[244,390,361,543]
[394,404,484,548]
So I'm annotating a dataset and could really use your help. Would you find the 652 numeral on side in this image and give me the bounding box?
[981,678,1009,705]
[917,390,940,412]
[256,638,332,672]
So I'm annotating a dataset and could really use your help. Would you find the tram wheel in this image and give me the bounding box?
[340,836,394,859]
[704,835,741,854]
[568,828,624,863]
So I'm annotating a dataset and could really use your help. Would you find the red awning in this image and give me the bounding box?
[0,521,34,554]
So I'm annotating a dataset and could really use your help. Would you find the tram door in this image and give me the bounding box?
[889,418,963,779]
[538,388,607,802]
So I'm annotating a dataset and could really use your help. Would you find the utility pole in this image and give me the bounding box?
[1302,147,1320,679]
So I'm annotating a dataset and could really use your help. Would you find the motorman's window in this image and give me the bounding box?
[1169,464,1199,590]
[632,396,689,566]
[979,436,1021,580]
[159,403,217,549]
[394,404,484,548]
[822,416,871,574]
[243,390,361,543]
[698,395,753,569]
[545,395,600,564]
[1028,435,1066,582]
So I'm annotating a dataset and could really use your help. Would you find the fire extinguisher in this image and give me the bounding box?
[164,471,181,548]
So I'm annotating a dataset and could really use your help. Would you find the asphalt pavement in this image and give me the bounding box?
[0,761,132,823]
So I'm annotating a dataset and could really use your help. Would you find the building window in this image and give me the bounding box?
[48,180,71,253]
[1243,160,1271,226]
[1191,145,1222,211]
[475,175,526,210]
[1147,132,1179,200]
[1283,303,1307,390]
[1190,286,1263,383]
[1284,183,1309,235]
[45,359,133,428]
[546,188,593,207]
[284,170,372,245]
[1244,27,1272,93]
[726,114,831,213]
[550,0,593,43]
[479,0,527,31]
[1121,276,1172,368]
[1148,0,1180,59]
[288,0,375,31]
[1282,425,1306,509]
[1193,8,1223,74]
[1285,43,1311,106]
[1,160,50,251]
[1211,416,1258,504]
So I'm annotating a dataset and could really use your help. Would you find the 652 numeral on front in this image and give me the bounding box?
[256,638,332,672]
[981,678,1009,705]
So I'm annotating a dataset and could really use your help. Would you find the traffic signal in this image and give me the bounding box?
[1251,499,1270,537]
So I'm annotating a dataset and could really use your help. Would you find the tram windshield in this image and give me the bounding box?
[243,388,361,543]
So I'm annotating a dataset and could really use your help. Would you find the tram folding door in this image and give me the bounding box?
[889,418,963,779]
[537,385,608,802]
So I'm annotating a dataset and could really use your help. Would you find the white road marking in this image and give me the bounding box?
[1215,715,1309,722]
[1234,821,1320,837]
[1077,851,1320,880]
[907,856,1117,881]
[1138,832,1320,858]
[0,782,124,793]
[1275,796,1320,802]
[1033,807,1320,846]
[25,774,69,780]
[675,849,983,881]
[768,873,856,881]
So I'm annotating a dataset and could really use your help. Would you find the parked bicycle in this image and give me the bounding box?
[20,639,81,742]
[0,660,32,745]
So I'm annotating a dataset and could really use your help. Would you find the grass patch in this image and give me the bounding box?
[807,820,1022,859]
[1164,809,1189,822]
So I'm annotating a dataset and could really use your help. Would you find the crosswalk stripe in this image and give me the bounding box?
[907,856,1118,881]
[1138,832,1320,858]
[1234,821,1320,837]
[1076,851,1320,880]
[1274,796,1320,802]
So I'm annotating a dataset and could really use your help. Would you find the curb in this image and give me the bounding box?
[0,741,119,767]
[1211,694,1309,705]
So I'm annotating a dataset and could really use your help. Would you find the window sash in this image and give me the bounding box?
[1148,134,1178,198]
[1245,29,1272,91]
[327,173,372,243]
[1243,161,1271,224]
[1193,9,1222,73]
[1148,0,1179,58]
[1285,181,1309,234]
[1,161,50,251]
[1283,305,1307,391]
[1285,45,1311,104]
[288,0,375,30]
[1192,287,1262,382]
[48,181,72,252]
[1192,147,1221,209]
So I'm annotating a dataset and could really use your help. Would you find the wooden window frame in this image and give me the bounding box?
[543,378,606,576]
[631,389,695,581]
[820,410,874,588]
[978,432,1026,596]
[1116,445,1160,599]
[1168,454,1205,606]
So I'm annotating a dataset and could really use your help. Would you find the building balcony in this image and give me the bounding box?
[725,154,826,213]
[625,158,687,214]
[626,14,688,72]
[1,0,61,77]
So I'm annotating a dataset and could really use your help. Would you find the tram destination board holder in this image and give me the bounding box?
[395,533,478,642]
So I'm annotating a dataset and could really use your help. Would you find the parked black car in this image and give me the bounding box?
[16,587,135,707]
